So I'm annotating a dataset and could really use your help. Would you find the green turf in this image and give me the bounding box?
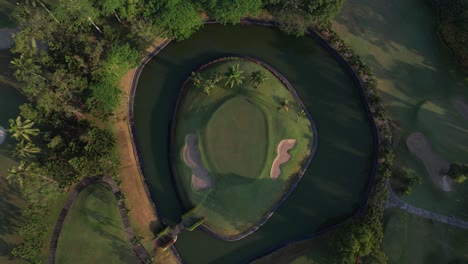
[383,208,468,264]
[0,48,27,263]
[173,59,314,236]
[0,0,17,27]
[55,183,138,263]
[204,96,268,178]
[333,0,468,219]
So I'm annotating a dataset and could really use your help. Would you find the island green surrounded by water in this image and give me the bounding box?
[134,24,374,263]
[172,58,314,238]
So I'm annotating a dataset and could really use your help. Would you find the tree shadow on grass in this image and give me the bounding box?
[0,177,24,237]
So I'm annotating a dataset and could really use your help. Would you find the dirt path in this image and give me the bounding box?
[385,181,468,229]
[452,97,468,120]
[183,134,213,191]
[270,139,296,180]
[406,132,454,192]
[116,38,168,241]
[0,28,18,50]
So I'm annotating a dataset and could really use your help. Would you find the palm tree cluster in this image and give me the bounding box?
[190,63,269,96]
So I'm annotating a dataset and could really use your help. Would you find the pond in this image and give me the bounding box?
[133,24,375,264]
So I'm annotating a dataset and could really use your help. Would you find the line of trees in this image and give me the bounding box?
[190,63,268,95]
[316,26,395,264]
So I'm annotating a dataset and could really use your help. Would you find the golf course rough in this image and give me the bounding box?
[171,57,315,239]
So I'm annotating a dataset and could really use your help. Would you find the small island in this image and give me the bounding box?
[171,57,316,239]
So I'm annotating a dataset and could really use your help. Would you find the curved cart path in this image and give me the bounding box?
[385,181,468,229]
[48,175,151,264]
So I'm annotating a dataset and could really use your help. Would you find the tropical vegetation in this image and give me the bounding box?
[448,162,468,184]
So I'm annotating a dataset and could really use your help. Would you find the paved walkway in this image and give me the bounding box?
[48,175,151,264]
[385,181,468,229]
[0,28,18,49]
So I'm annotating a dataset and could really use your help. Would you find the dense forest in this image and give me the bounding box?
[428,0,468,69]
[4,0,394,262]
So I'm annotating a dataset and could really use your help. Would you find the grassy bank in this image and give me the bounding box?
[333,0,468,219]
[0,49,26,263]
[383,208,468,263]
[55,183,138,263]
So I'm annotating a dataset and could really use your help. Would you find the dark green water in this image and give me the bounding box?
[134,24,374,264]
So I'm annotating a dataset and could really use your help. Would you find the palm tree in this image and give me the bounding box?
[225,64,245,88]
[250,70,268,88]
[191,72,203,88]
[7,161,40,188]
[281,99,290,111]
[14,140,41,159]
[7,116,40,142]
[202,79,215,95]
[210,72,224,85]
[296,109,306,122]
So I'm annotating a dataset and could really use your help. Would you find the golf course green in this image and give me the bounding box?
[134,24,374,263]
[172,58,314,237]
[55,183,138,263]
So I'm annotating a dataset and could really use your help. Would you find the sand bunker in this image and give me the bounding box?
[270,139,297,180]
[182,134,213,191]
[406,132,454,192]
[452,97,468,120]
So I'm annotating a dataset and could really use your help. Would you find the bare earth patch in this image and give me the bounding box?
[452,97,468,120]
[183,134,213,191]
[406,132,454,192]
[270,139,297,180]
[115,38,167,242]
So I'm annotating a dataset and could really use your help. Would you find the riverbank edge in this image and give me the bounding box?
[47,175,151,264]
[168,56,319,241]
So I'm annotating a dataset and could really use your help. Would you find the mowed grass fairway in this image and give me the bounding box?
[172,59,314,237]
[333,0,468,218]
[55,183,138,263]
[383,208,468,264]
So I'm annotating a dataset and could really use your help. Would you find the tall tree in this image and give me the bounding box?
[225,64,245,88]
[14,140,41,159]
[249,70,268,88]
[202,0,263,24]
[7,116,40,142]
[148,0,203,40]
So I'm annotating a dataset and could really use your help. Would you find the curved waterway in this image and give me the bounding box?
[133,24,374,264]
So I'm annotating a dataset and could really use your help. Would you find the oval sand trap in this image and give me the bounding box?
[183,134,213,191]
[270,139,297,180]
[406,132,454,192]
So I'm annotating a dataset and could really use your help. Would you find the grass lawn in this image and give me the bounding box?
[55,183,138,263]
[0,48,26,263]
[333,0,468,219]
[383,208,468,264]
[172,58,314,237]
[252,236,334,264]
[0,0,17,27]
